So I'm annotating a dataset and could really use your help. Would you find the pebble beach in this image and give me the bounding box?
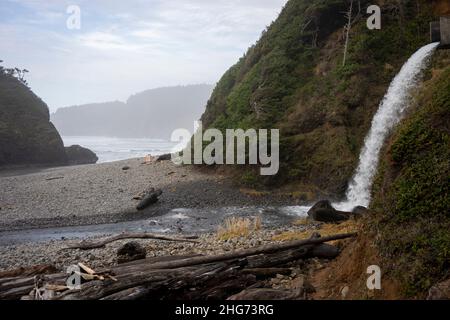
[0,158,302,272]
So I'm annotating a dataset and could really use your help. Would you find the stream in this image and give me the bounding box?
[0,205,310,246]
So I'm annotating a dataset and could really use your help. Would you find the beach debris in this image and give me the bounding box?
[122,166,130,171]
[21,263,117,300]
[0,232,356,300]
[142,154,156,164]
[78,262,96,275]
[136,188,163,210]
[45,176,64,181]
[117,241,147,264]
[64,232,199,250]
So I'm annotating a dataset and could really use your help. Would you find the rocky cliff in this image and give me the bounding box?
[0,69,67,166]
[200,0,436,195]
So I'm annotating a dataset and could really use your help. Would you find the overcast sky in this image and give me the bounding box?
[0,0,287,111]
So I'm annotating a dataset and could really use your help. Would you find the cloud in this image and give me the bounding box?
[77,32,141,51]
[0,0,288,111]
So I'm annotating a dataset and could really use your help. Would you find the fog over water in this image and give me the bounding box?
[62,136,178,163]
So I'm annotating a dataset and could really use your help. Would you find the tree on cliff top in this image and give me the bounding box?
[0,60,29,86]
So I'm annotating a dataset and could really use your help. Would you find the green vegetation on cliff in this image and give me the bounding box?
[201,0,434,195]
[0,63,67,166]
[371,53,450,296]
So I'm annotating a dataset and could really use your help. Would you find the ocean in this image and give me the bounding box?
[62,136,178,163]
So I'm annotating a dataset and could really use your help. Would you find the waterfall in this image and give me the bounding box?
[335,42,439,211]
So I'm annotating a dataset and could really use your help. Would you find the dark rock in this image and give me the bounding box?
[352,206,369,216]
[136,189,163,210]
[122,166,130,171]
[0,74,67,166]
[156,153,172,161]
[427,278,450,300]
[307,200,351,222]
[65,145,98,165]
[117,241,147,264]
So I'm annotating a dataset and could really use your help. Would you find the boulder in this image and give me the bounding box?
[117,241,147,264]
[307,200,351,222]
[156,153,172,161]
[65,145,98,165]
[352,206,369,216]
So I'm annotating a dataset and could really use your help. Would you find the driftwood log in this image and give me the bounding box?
[0,233,356,300]
[65,232,199,250]
[136,189,163,210]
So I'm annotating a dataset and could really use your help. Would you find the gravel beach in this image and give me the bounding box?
[0,225,312,272]
[0,158,295,231]
[0,158,307,272]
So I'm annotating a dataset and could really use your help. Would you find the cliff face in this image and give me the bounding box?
[0,73,67,166]
[370,52,450,296]
[201,0,435,195]
[51,85,214,139]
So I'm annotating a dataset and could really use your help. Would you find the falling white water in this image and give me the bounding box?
[335,42,439,212]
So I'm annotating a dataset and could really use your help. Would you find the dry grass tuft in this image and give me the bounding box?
[217,216,262,240]
[273,219,359,243]
[293,217,313,226]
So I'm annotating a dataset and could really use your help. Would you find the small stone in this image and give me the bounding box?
[122,166,130,171]
[341,286,350,299]
[117,241,147,264]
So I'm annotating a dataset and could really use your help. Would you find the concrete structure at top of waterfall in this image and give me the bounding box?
[441,17,450,47]
[431,17,450,48]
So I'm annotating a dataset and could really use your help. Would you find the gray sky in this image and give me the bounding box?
[0,0,287,111]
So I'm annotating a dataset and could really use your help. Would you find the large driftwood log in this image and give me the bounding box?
[131,233,355,271]
[65,233,199,250]
[0,265,57,278]
[136,189,163,210]
[0,233,357,300]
